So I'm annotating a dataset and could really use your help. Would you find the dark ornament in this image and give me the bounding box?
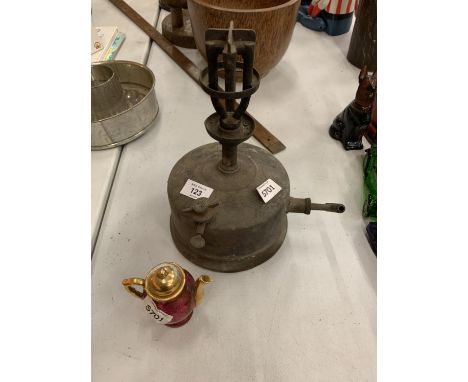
[347,0,377,71]
[365,97,377,145]
[365,222,377,255]
[329,66,376,150]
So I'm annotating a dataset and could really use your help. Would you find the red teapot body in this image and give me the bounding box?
[123,262,212,327]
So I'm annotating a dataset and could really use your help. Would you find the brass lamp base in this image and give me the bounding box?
[170,215,288,273]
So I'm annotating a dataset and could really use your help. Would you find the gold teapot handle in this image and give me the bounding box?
[122,278,147,299]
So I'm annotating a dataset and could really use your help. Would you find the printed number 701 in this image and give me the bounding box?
[146,305,164,322]
[261,185,275,197]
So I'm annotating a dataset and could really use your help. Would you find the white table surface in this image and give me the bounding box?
[92,10,376,381]
[91,0,160,250]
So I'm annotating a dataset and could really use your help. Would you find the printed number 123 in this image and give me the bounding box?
[191,188,202,196]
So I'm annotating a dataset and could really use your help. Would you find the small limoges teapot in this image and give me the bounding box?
[122,262,212,328]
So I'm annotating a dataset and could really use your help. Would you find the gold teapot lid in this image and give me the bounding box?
[145,262,186,302]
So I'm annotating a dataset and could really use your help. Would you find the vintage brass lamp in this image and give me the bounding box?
[167,24,345,272]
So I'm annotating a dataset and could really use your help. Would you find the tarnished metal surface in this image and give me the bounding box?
[168,142,290,272]
[167,24,345,272]
[109,0,286,154]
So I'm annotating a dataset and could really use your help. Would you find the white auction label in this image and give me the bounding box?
[144,297,173,324]
[257,178,282,203]
[180,179,214,200]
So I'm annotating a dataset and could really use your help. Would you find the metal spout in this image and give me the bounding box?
[287,197,345,215]
[195,275,213,306]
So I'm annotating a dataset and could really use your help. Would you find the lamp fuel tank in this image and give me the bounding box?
[167,24,345,272]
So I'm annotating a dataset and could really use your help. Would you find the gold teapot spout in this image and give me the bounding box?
[195,275,213,306]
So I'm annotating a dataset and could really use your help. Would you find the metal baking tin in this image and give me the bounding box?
[91,60,159,150]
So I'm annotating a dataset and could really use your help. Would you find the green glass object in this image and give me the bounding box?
[363,144,377,218]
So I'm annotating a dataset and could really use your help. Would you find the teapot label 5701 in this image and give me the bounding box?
[144,297,173,324]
